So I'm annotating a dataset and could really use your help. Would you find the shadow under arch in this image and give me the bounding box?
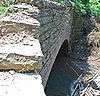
[45,39,77,96]
[58,39,69,57]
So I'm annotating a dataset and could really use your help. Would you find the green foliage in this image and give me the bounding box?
[0,6,8,14]
[89,0,100,16]
[2,0,15,7]
[0,0,15,14]
[71,0,100,16]
[54,0,100,16]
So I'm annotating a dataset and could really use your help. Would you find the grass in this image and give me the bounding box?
[0,5,8,15]
[0,0,15,15]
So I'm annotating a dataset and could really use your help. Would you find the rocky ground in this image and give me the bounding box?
[70,17,100,80]
[45,49,77,96]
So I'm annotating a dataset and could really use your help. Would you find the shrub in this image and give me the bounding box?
[0,0,15,14]
[54,0,100,16]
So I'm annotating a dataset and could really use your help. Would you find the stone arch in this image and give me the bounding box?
[45,39,69,81]
[45,39,75,96]
[58,39,69,57]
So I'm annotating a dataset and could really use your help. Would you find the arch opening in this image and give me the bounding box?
[45,40,77,96]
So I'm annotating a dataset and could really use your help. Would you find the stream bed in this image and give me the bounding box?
[45,53,77,96]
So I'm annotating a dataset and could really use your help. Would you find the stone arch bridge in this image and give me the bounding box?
[0,0,73,87]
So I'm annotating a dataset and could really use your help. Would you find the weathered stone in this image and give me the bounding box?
[0,4,43,72]
[0,35,43,71]
[1,13,40,26]
[0,1,72,87]
[0,71,46,96]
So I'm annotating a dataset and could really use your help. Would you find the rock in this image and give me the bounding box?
[15,0,32,3]
[93,76,100,89]
[0,71,46,96]
[0,3,43,72]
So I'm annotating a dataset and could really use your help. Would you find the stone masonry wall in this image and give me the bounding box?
[0,0,73,87]
[33,1,73,86]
